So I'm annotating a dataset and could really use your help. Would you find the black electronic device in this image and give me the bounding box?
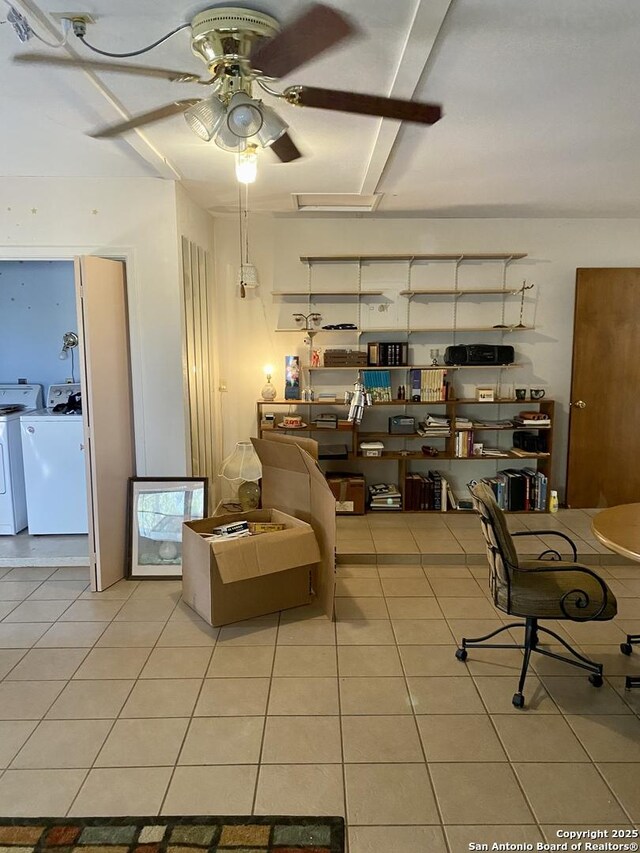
[389,415,416,435]
[513,431,548,453]
[444,344,515,366]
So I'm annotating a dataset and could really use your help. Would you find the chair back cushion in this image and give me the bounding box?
[468,481,519,596]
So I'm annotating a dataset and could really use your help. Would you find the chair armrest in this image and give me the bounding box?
[512,562,609,621]
[511,530,578,562]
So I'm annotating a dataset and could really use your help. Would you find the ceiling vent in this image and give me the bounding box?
[291,193,382,213]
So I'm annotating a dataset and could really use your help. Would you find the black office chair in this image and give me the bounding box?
[455,481,617,708]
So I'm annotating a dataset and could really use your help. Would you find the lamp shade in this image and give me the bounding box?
[184,95,225,142]
[219,440,262,482]
[255,103,288,148]
[226,92,264,138]
[214,122,248,153]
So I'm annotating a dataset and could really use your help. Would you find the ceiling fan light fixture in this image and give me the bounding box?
[255,103,288,148]
[236,144,258,184]
[226,92,264,138]
[184,95,225,141]
[214,123,248,152]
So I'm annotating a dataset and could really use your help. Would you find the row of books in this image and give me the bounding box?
[481,469,548,512]
[455,431,476,458]
[410,369,448,402]
[404,471,451,511]
[369,483,402,510]
[361,370,393,402]
[367,342,409,366]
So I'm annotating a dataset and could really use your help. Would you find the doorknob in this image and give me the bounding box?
[572,400,587,409]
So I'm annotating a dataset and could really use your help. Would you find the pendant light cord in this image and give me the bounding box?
[238,182,246,299]
[237,182,251,299]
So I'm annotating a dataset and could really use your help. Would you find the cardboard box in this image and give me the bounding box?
[326,473,366,515]
[182,437,336,626]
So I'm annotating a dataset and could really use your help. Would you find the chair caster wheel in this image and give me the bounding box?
[455,648,468,662]
[512,692,525,708]
[589,674,603,688]
[620,643,633,656]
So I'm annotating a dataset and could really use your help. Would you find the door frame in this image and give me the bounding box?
[0,248,140,579]
[0,246,146,470]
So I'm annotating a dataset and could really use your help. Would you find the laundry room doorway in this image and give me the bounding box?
[0,256,135,591]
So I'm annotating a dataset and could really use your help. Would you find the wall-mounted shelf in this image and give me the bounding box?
[272,291,384,298]
[309,364,522,371]
[274,328,360,333]
[300,253,528,263]
[399,288,521,297]
[356,327,534,334]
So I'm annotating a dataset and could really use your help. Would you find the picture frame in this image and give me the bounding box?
[127,477,208,579]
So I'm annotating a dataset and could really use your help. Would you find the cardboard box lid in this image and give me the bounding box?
[210,522,319,584]
[252,437,337,619]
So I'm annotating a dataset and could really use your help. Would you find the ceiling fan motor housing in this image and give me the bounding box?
[190,7,279,75]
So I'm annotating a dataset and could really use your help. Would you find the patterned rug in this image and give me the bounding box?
[0,816,344,853]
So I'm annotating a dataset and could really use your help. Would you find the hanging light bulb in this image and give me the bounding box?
[226,92,264,138]
[236,144,258,184]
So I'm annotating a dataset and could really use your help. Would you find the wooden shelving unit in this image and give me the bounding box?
[256,397,554,513]
[267,251,545,512]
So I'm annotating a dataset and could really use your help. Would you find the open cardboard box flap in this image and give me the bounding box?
[211,515,319,584]
[252,437,336,619]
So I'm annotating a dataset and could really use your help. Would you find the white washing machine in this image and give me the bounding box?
[0,385,43,535]
[20,384,88,535]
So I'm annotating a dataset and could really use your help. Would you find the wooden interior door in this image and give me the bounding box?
[566,268,640,507]
[75,257,135,591]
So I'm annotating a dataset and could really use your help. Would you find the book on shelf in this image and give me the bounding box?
[480,468,548,512]
[403,470,451,512]
[472,418,514,428]
[455,431,476,457]
[409,368,447,402]
[417,413,451,438]
[513,411,551,427]
[362,369,393,402]
[510,448,550,458]
[369,482,402,510]
[480,447,509,457]
[367,342,409,367]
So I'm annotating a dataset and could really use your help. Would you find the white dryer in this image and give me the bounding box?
[0,385,43,535]
[20,384,88,535]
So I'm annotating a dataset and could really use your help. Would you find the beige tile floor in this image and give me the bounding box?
[337,507,625,564]
[0,517,638,853]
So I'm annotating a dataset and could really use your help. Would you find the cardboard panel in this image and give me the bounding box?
[181,522,215,624]
[213,526,320,584]
[300,451,337,620]
[260,431,319,460]
[252,438,336,621]
[211,565,312,625]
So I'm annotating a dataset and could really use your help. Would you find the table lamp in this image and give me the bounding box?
[261,364,277,401]
[219,440,263,510]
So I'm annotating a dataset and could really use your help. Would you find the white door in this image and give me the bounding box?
[75,257,135,591]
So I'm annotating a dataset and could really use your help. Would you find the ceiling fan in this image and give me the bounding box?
[14,3,443,163]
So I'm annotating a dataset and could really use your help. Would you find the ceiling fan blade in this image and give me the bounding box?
[90,100,199,138]
[270,132,303,163]
[289,86,442,125]
[14,53,207,83]
[250,3,357,79]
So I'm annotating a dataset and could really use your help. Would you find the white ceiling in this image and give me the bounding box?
[3,0,640,216]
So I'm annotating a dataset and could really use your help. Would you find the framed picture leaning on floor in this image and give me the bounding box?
[127,477,208,579]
